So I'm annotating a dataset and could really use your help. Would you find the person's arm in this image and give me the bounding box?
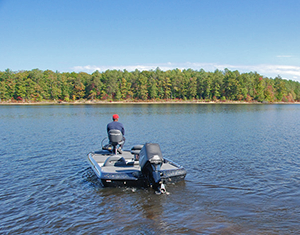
[121,124,125,135]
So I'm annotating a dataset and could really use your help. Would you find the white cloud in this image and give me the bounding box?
[72,62,300,82]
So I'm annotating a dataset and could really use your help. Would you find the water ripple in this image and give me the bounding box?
[1,104,300,234]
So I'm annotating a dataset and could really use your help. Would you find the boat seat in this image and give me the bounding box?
[103,155,126,166]
[131,145,144,161]
[130,145,144,155]
[108,129,124,154]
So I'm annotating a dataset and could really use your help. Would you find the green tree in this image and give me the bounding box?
[169,68,182,99]
[255,75,265,102]
[25,78,37,101]
[148,77,158,100]
[137,74,148,100]
[162,76,171,99]
[0,81,7,101]
[274,76,287,101]
[210,70,223,100]
[203,74,212,100]
[223,69,240,100]
[103,70,122,99]
[188,76,197,99]
[14,72,27,101]
[2,68,300,103]
[196,69,208,99]
[86,70,103,100]
[3,69,15,100]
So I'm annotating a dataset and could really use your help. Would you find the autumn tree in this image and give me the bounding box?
[1,68,300,103]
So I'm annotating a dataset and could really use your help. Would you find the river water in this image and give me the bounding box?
[1,104,300,234]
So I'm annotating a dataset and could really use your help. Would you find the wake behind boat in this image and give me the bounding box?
[87,130,187,194]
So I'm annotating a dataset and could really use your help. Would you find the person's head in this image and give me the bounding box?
[112,114,119,121]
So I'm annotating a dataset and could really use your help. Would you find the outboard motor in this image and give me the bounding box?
[108,129,124,154]
[139,143,164,192]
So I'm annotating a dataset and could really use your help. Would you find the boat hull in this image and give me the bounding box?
[87,149,186,188]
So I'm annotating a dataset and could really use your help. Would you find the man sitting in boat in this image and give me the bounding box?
[107,114,125,153]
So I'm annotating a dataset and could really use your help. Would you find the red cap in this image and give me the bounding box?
[112,114,119,119]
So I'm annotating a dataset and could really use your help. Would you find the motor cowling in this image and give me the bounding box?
[139,143,164,189]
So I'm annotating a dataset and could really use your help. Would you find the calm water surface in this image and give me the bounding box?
[1,104,300,234]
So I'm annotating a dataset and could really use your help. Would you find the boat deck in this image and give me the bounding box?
[92,150,136,164]
[87,147,187,187]
[90,149,180,173]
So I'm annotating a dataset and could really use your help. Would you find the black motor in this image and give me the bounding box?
[139,143,164,191]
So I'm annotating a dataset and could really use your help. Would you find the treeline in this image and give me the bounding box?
[1,68,300,102]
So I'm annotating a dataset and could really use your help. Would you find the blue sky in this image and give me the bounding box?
[1,0,300,81]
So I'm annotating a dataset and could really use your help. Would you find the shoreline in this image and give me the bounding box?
[1,100,299,105]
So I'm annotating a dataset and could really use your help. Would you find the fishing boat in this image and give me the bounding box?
[87,130,187,194]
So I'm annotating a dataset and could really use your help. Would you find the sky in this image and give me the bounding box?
[0,0,300,81]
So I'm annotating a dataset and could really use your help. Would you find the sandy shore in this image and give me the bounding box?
[1,100,299,105]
